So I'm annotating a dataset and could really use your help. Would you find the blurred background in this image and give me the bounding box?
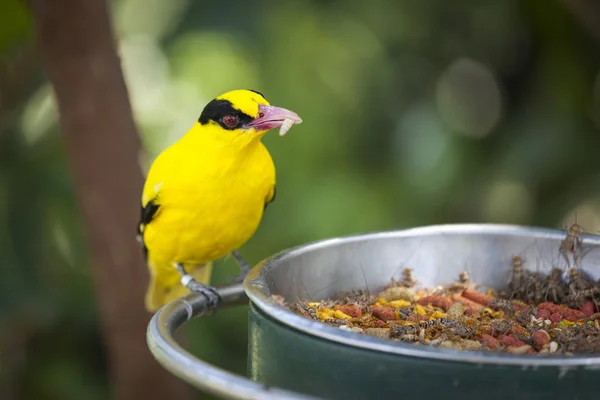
[2,0,600,398]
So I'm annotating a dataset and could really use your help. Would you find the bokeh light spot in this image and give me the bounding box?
[481,179,533,223]
[436,58,503,138]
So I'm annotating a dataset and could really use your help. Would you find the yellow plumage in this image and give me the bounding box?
[138,89,299,312]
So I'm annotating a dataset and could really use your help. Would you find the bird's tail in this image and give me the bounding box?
[144,262,214,313]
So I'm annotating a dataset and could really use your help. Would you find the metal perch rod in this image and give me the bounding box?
[146,283,318,400]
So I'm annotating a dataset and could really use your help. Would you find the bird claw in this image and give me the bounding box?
[229,250,251,284]
[186,280,221,313]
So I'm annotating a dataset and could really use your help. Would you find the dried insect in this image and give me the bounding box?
[323,318,350,326]
[397,307,414,319]
[567,287,600,308]
[293,303,319,319]
[443,270,476,295]
[542,267,568,304]
[568,267,596,292]
[563,334,598,353]
[341,289,372,306]
[560,223,584,267]
[523,271,543,304]
[419,318,453,329]
[388,268,417,289]
[452,324,475,339]
[390,324,418,337]
[555,330,578,346]
[491,320,512,336]
[401,268,416,288]
[507,255,529,300]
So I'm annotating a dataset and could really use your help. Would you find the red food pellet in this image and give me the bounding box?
[549,312,563,323]
[462,289,495,307]
[538,302,561,314]
[371,306,395,321]
[536,309,552,320]
[452,295,484,310]
[334,305,362,318]
[407,314,424,322]
[561,308,586,322]
[531,330,550,350]
[501,335,527,348]
[373,320,386,328]
[579,301,595,317]
[418,295,452,311]
[480,334,500,349]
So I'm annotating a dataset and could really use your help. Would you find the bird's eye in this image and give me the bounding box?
[223,115,239,127]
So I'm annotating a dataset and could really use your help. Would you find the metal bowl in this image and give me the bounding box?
[148,224,600,400]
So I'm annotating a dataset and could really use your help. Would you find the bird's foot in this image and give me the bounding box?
[175,263,221,312]
[229,250,251,284]
[185,279,221,311]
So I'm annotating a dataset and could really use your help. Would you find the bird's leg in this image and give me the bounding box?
[229,250,251,283]
[174,263,220,310]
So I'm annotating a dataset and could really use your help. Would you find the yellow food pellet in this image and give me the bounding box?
[333,310,352,320]
[415,305,426,315]
[388,300,412,309]
[317,307,335,320]
[308,302,320,307]
[560,319,575,326]
[429,311,448,320]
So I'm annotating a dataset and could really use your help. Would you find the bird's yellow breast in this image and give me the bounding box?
[142,123,275,268]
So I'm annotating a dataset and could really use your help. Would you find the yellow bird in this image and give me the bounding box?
[137,89,302,312]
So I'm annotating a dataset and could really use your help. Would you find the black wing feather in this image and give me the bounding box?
[137,199,159,261]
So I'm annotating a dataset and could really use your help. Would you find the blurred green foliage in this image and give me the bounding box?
[2,0,600,399]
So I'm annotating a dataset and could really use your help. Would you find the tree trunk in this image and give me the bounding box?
[26,0,193,399]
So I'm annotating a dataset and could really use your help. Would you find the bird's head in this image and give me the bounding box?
[198,89,302,139]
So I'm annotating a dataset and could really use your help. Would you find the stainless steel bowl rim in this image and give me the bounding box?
[244,223,600,368]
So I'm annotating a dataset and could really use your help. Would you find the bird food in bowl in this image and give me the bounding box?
[268,223,600,357]
[279,263,600,356]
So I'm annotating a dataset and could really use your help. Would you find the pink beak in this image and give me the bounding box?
[248,104,302,132]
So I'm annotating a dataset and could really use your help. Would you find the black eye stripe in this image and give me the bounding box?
[198,99,254,130]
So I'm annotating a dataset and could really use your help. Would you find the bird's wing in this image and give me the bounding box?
[137,198,159,261]
[137,152,170,259]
